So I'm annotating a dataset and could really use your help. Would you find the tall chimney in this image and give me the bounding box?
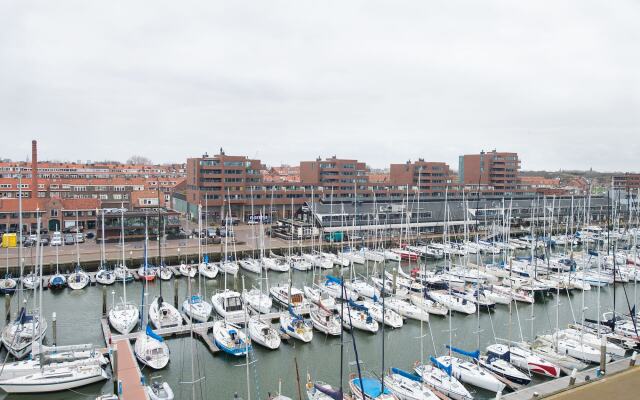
[31,140,38,199]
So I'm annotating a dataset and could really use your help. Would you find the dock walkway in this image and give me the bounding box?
[115,340,149,400]
[502,357,636,399]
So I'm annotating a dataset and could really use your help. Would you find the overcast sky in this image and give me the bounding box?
[1,1,638,171]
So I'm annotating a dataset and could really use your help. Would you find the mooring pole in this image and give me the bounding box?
[599,335,607,374]
[174,280,179,309]
[52,312,57,346]
[112,347,119,395]
[102,285,107,317]
[5,293,11,323]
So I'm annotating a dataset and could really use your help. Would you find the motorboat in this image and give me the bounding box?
[212,290,246,320]
[146,381,175,400]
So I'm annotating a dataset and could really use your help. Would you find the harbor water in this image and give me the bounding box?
[0,249,636,400]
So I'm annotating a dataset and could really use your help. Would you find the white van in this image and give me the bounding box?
[50,231,62,246]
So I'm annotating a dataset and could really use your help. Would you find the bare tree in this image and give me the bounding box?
[127,155,152,165]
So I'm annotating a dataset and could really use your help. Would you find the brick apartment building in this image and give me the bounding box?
[389,159,454,197]
[613,173,640,191]
[0,197,100,233]
[458,150,522,195]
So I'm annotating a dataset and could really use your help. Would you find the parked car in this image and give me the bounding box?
[75,232,85,243]
[85,232,95,239]
[40,236,50,246]
[50,232,63,246]
[64,234,76,245]
[221,218,239,226]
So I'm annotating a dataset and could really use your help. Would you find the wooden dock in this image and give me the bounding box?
[114,340,149,400]
[502,357,637,399]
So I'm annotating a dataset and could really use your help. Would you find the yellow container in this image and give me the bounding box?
[1,233,17,248]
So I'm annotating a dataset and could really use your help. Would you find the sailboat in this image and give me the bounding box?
[182,205,212,322]
[135,219,170,370]
[108,206,139,335]
[1,211,47,360]
[359,299,403,329]
[68,265,90,290]
[382,368,438,400]
[1,247,17,294]
[348,375,398,400]
[279,306,313,342]
[213,320,252,356]
[198,200,219,279]
[243,211,273,314]
[68,214,90,290]
[96,209,115,286]
[0,362,108,394]
[436,347,505,393]
[0,212,106,393]
[134,324,170,370]
[339,301,379,333]
[414,360,472,400]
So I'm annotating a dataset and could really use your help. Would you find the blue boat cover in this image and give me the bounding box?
[326,275,342,285]
[146,324,164,342]
[16,307,33,324]
[314,384,343,400]
[446,345,480,360]
[430,356,452,376]
[190,295,202,303]
[488,349,510,363]
[203,255,209,263]
[588,250,598,256]
[391,367,421,382]
[288,305,303,321]
[351,377,391,396]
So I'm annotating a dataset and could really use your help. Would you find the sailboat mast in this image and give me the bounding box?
[17,169,24,307]
[121,204,127,303]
